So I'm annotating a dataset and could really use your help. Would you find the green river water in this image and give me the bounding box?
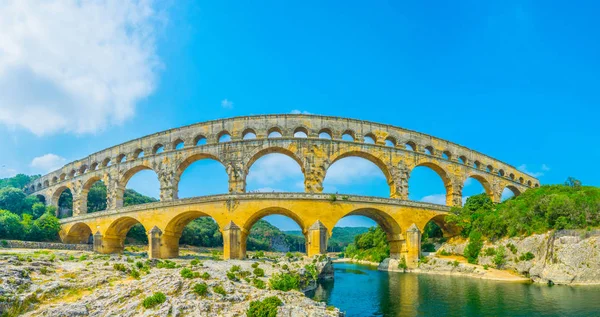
[307,262,600,317]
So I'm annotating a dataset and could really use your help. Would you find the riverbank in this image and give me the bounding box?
[0,249,341,316]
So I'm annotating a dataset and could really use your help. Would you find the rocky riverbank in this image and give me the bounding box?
[376,229,600,285]
[0,249,341,316]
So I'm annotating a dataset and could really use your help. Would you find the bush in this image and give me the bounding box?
[253,278,266,289]
[251,262,259,269]
[484,248,497,256]
[506,243,518,254]
[213,285,227,296]
[247,296,282,317]
[519,252,535,261]
[193,283,208,297]
[180,268,200,279]
[464,231,483,264]
[439,249,450,256]
[113,263,128,272]
[156,260,178,269]
[227,271,238,281]
[200,272,210,280]
[230,265,241,272]
[493,246,507,268]
[421,242,436,252]
[130,269,140,279]
[398,257,408,271]
[142,292,166,309]
[269,273,300,291]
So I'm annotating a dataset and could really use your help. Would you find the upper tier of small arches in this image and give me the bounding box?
[26,114,539,192]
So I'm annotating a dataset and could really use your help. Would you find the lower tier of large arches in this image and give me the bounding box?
[58,195,457,268]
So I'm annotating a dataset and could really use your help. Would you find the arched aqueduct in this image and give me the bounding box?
[26,114,538,267]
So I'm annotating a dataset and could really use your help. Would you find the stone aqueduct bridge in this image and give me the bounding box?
[26,114,538,267]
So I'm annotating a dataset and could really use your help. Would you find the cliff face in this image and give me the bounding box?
[440,230,600,285]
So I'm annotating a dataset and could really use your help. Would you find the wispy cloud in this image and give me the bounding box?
[420,194,446,205]
[518,164,549,177]
[290,110,311,115]
[0,0,162,136]
[324,157,385,185]
[247,154,303,186]
[30,153,67,173]
[0,167,17,178]
[221,99,233,109]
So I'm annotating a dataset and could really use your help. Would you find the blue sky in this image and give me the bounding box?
[0,1,598,230]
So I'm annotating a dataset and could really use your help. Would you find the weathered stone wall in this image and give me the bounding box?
[26,115,537,217]
[0,240,93,251]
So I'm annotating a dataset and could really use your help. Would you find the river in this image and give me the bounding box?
[306,262,600,317]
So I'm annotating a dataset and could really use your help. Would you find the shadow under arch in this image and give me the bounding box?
[328,150,393,195]
[245,146,305,175]
[423,214,460,238]
[80,175,104,214]
[163,210,223,238]
[104,216,147,242]
[504,185,521,198]
[62,222,93,244]
[51,185,71,207]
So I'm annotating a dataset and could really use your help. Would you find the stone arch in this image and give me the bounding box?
[410,161,452,205]
[405,141,417,151]
[51,185,72,207]
[505,185,521,197]
[384,137,396,147]
[152,144,164,154]
[174,153,227,198]
[173,138,185,149]
[194,134,207,146]
[292,126,309,138]
[101,158,111,167]
[52,176,58,184]
[89,162,98,171]
[465,174,494,200]
[422,214,460,238]
[217,131,231,142]
[242,128,257,140]
[103,216,147,252]
[81,176,106,214]
[36,194,47,205]
[341,129,355,141]
[62,222,93,244]
[318,128,333,139]
[268,126,284,137]
[59,173,66,181]
[328,150,393,191]
[164,210,223,238]
[117,164,158,207]
[363,133,376,144]
[245,146,305,175]
[133,148,144,159]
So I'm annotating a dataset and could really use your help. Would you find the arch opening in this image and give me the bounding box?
[105,217,148,250]
[341,131,355,141]
[86,178,107,213]
[36,194,46,205]
[244,208,306,254]
[293,127,308,138]
[331,208,402,262]
[502,186,520,201]
[242,129,257,140]
[218,132,231,143]
[323,156,389,197]
[153,144,164,154]
[177,156,228,198]
[174,139,185,149]
[195,135,207,146]
[319,130,332,139]
[246,153,304,193]
[384,138,396,147]
[121,166,160,206]
[57,187,73,218]
[63,223,93,244]
[164,211,223,252]
[409,164,450,206]
[405,142,416,151]
[462,176,492,206]
[363,134,376,144]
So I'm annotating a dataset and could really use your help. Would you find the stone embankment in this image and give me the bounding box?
[378,229,600,285]
[0,249,340,316]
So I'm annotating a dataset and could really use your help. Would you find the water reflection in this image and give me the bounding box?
[308,263,600,317]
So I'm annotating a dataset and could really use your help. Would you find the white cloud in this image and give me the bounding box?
[247,154,303,186]
[0,0,162,136]
[324,157,385,185]
[290,110,311,115]
[420,194,446,205]
[221,99,233,109]
[30,153,67,173]
[0,167,18,178]
[518,164,547,178]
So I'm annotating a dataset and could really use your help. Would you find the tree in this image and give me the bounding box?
[0,187,28,214]
[33,212,61,241]
[0,210,25,240]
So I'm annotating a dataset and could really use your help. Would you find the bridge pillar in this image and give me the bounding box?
[93,231,103,253]
[223,221,244,260]
[446,179,464,207]
[390,164,410,199]
[99,234,125,254]
[148,226,163,259]
[225,161,246,194]
[307,221,328,257]
[405,224,421,268]
[159,170,177,201]
[388,237,404,259]
[304,160,327,193]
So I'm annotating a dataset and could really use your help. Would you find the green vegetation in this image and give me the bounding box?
[193,283,208,297]
[519,252,535,261]
[180,268,200,279]
[447,181,600,239]
[464,231,483,264]
[142,292,166,309]
[213,285,227,296]
[344,226,389,263]
[269,272,300,291]
[493,246,507,268]
[253,267,265,277]
[287,227,369,252]
[246,296,282,317]
[247,220,305,252]
[253,278,266,289]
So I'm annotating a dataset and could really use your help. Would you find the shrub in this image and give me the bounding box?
[0,240,8,247]
[421,242,436,252]
[213,285,227,296]
[255,251,265,258]
[157,260,177,269]
[135,261,144,269]
[281,264,289,270]
[239,270,251,278]
[247,296,282,317]
[180,268,200,279]
[464,231,483,264]
[142,292,166,309]
[493,246,507,268]
[484,248,497,256]
[227,271,238,281]
[439,249,451,256]
[506,243,518,254]
[130,269,140,279]
[200,272,210,280]
[253,278,266,289]
[398,257,408,271]
[269,273,300,291]
[452,260,460,267]
[230,265,241,272]
[253,267,265,277]
[519,252,535,261]
[113,263,127,272]
[251,262,259,269]
[193,283,208,297]
[483,264,489,270]
[191,259,199,266]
